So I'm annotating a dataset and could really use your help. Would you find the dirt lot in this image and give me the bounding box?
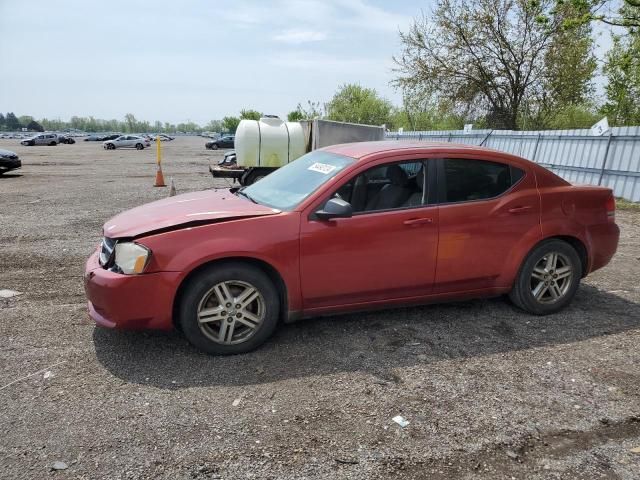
[0,136,639,479]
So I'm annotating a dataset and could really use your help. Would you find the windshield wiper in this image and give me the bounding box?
[235,189,258,204]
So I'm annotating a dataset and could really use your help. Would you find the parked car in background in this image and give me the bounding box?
[218,150,237,167]
[84,142,619,355]
[101,134,122,141]
[57,134,76,144]
[84,134,104,141]
[103,135,151,150]
[21,133,59,146]
[0,149,21,174]
[155,134,174,141]
[205,135,234,150]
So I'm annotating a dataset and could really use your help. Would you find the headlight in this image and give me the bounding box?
[114,242,151,274]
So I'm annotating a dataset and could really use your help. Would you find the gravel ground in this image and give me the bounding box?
[0,136,639,480]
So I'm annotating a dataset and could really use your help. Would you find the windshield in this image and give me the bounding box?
[241,150,354,210]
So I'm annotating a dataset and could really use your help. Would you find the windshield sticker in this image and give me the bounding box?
[308,162,337,174]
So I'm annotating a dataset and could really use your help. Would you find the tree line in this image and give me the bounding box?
[0,112,205,134]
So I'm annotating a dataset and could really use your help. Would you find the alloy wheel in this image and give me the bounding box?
[530,252,573,304]
[196,280,265,345]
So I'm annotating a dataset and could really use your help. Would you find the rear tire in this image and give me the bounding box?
[136,143,144,150]
[49,141,57,146]
[509,239,582,315]
[178,262,280,355]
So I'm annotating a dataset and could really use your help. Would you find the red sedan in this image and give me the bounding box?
[84,142,619,355]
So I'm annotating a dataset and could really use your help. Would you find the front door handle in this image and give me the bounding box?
[508,205,533,214]
[403,217,433,226]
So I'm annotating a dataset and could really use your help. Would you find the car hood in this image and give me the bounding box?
[104,189,280,238]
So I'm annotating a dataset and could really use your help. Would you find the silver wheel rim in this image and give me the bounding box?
[530,252,573,304]
[196,280,265,345]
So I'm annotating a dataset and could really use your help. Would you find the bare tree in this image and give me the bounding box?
[394,0,561,129]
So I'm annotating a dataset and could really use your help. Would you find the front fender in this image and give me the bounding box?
[137,213,302,313]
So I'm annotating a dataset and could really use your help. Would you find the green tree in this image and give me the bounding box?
[176,121,200,133]
[520,1,598,128]
[545,104,600,128]
[601,32,640,125]
[124,113,137,132]
[389,104,466,131]
[0,113,5,129]
[205,120,223,132]
[544,10,596,105]
[288,101,324,121]
[5,112,21,130]
[26,119,44,132]
[326,84,392,125]
[547,1,640,28]
[18,115,34,127]
[287,110,304,122]
[222,116,241,133]
[239,109,262,121]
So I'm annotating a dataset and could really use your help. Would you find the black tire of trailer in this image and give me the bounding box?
[241,167,278,186]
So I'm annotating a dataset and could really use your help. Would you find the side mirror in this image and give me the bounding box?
[315,197,353,220]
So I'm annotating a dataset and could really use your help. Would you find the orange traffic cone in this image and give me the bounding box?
[154,164,166,187]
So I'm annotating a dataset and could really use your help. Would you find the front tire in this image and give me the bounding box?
[178,263,280,355]
[211,143,219,150]
[136,143,144,150]
[509,239,582,315]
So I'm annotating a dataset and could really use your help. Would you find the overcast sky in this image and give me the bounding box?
[0,0,617,126]
[0,0,421,125]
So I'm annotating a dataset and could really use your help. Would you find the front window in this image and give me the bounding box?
[333,160,427,213]
[241,150,354,210]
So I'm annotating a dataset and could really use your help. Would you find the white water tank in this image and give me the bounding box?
[235,116,307,168]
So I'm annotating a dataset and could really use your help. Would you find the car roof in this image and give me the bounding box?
[321,140,515,160]
[321,140,569,186]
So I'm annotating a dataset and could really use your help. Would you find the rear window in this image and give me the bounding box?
[442,159,524,203]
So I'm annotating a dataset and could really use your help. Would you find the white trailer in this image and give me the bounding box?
[209,116,385,186]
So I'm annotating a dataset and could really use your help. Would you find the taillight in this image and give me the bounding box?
[606,195,616,222]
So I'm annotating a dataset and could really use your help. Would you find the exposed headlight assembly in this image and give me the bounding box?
[114,242,151,275]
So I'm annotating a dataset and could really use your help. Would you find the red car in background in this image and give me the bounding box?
[84,141,619,355]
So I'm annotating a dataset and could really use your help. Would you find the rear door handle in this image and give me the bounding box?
[403,217,433,226]
[508,205,533,214]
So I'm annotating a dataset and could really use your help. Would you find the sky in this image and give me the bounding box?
[0,0,423,125]
[0,0,619,126]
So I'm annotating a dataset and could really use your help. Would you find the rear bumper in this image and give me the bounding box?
[84,250,180,330]
[588,222,620,273]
